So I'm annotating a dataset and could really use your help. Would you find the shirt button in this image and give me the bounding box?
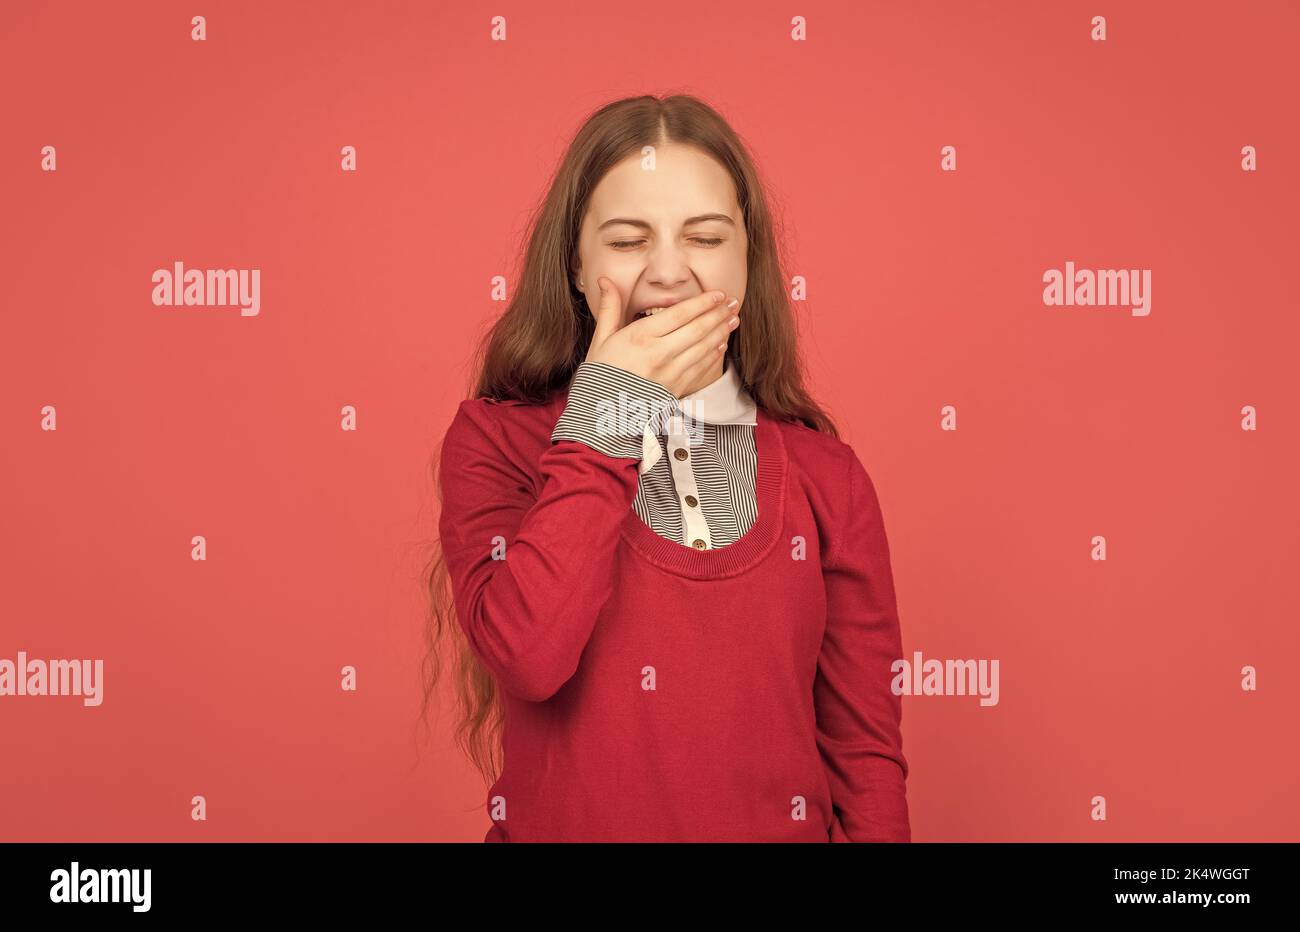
[673,447,689,461]
[684,494,698,507]
[692,538,707,550]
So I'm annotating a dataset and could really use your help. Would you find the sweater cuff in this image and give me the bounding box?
[552,361,678,460]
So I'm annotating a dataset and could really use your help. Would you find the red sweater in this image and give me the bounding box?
[437,386,911,842]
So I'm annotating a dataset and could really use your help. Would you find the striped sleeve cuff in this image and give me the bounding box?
[552,361,678,460]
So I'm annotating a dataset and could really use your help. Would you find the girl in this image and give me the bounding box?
[421,94,910,842]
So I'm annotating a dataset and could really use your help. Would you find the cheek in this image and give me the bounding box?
[702,252,746,293]
[590,270,643,309]
[705,243,744,271]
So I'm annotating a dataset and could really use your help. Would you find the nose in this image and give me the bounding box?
[642,233,695,289]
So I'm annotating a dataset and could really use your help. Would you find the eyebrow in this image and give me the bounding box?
[597,213,736,231]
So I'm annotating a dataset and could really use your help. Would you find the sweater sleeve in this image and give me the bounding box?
[551,361,677,459]
[436,394,654,703]
[816,448,911,842]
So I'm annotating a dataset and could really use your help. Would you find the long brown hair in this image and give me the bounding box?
[418,93,839,787]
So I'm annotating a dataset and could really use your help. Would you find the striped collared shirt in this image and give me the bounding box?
[551,359,758,550]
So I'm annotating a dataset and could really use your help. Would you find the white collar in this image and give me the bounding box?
[639,361,757,474]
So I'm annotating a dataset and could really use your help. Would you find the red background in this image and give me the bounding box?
[2,0,1296,841]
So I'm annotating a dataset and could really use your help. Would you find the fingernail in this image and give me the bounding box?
[726,298,739,309]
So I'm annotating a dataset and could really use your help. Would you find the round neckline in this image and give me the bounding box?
[619,407,788,579]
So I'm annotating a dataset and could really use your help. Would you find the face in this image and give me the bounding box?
[573,142,748,330]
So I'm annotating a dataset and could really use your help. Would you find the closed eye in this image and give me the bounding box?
[609,237,724,250]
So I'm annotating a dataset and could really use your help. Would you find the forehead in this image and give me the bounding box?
[586,143,739,221]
